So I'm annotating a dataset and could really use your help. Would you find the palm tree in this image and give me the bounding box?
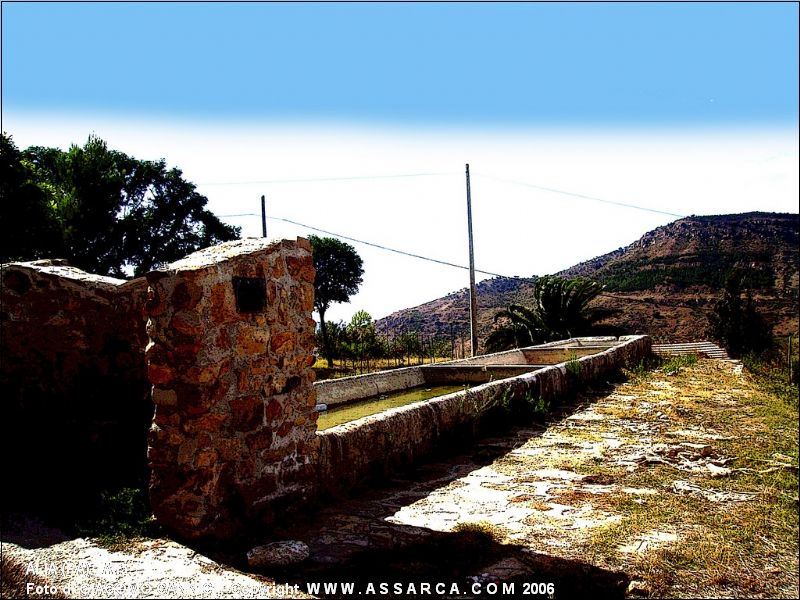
[484,304,544,351]
[485,276,620,352]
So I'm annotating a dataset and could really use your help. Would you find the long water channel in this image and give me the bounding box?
[316,384,469,430]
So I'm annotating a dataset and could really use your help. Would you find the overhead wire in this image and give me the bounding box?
[474,172,686,218]
[216,168,687,295]
[216,212,525,279]
[198,171,455,186]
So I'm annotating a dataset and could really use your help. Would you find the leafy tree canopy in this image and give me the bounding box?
[308,235,364,367]
[0,134,62,262]
[1,133,240,277]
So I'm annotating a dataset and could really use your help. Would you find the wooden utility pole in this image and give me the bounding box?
[260,195,267,238]
[465,164,479,356]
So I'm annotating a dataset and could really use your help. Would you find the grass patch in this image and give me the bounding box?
[574,359,799,597]
[75,487,161,550]
[452,520,505,543]
[623,353,700,383]
[742,352,799,408]
[658,353,698,373]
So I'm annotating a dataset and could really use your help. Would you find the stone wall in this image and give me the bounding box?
[316,336,651,496]
[144,238,318,539]
[420,364,539,384]
[0,260,150,501]
[315,366,426,408]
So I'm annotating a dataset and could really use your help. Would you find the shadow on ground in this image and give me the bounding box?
[242,384,631,599]
[267,527,629,599]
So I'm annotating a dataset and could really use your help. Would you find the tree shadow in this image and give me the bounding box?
[266,527,629,599]
[236,384,631,599]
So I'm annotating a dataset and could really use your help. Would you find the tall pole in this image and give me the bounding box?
[260,195,267,238]
[465,164,479,356]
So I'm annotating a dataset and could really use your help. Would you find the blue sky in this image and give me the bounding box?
[3,2,798,127]
[2,3,798,323]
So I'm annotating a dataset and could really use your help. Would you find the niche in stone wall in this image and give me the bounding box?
[232,276,266,313]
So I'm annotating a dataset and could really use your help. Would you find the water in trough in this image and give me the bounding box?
[316,384,469,430]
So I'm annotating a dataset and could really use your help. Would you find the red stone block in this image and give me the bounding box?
[265,398,283,421]
[183,393,212,417]
[245,429,274,451]
[217,437,245,461]
[195,448,218,468]
[271,259,285,279]
[148,363,175,385]
[172,280,202,311]
[277,420,294,438]
[210,283,236,323]
[173,340,203,361]
[230,395,265,430]
[270,331,295,354]
[172,311,203,336]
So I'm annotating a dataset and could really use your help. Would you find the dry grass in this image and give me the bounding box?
[489,359,798,598]
[592,362,797,597]
[451,520,505,542]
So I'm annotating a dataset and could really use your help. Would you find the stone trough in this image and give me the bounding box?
[314,339,626,409]
[315,336,650,497]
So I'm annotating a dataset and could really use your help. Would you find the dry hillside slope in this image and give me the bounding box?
[376,212,799,347]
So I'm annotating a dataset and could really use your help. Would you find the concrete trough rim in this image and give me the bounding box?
[316,335,648,434]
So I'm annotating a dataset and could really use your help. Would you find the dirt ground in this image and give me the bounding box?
[2,359,797,599]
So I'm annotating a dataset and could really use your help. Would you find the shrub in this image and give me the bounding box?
[76,487,159,547]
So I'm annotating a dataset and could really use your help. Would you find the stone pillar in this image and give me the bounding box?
[144,238,318,539]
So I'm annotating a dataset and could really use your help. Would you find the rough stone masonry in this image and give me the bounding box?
[144,238,318,539]
[0,260,150,501]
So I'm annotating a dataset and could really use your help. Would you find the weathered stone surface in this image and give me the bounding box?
[0,261,150,502]
[247,541,310,568]
[316,336,651,496]
[145,238,318,540]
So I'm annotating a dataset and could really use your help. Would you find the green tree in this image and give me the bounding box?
[393,331,422,365]
[4,134,239,276]
[707,272,773,358]
[485,304,543,351]
[0,134,62,262]
[486,276,620,352]
[308,235,364,368]
[344,310,382,372]
[315,320,347,365]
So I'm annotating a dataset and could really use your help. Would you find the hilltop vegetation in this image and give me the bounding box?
[376,212,799,346]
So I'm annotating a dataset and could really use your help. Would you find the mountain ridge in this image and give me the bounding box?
[375,212,799,347]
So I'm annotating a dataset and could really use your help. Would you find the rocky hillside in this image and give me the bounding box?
[375,212,799,346]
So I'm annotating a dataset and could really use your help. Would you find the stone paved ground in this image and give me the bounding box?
[3,359,797,598]
[271,359,799,598]
[1,521,310,599]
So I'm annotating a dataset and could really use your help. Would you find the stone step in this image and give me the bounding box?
[652,341,730,360]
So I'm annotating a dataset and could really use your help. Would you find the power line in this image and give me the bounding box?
[217,213,708,308]
[475,172,686,218]
[270,215,520,279]
[201,166,684,219]
[217,212,525,279]
[215,168,686,283]
[198,171,455,186]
